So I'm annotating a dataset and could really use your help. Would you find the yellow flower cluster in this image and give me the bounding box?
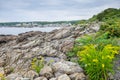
[92,59,98,63]
[102,64,105,68]
[31,56,44,73]
[0,73,4,78]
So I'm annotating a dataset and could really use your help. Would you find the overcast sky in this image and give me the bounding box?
[0,0,120,22]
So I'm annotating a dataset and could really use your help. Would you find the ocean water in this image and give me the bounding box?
[0,27,61,35]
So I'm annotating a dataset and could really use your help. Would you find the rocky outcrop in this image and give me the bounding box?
[0,24,100,80]
[0,35,17,45]
[5,61,85,80]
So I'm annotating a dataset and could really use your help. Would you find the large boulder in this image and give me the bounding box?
[52,60,83,75]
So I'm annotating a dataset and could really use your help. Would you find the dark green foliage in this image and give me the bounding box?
[89,8,120,22]
[100,19,120,37]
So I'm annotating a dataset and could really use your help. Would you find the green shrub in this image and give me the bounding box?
[76,34,94,46]
[31,56,44,74]
[76,33,118,50]
[77,44,119,80]
[100,19,120,37]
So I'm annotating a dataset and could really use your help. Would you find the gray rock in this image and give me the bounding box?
[40,66,53,78]
[0,67,4,74]
[52,28,71,39]
[52,61,83,74]
[54,72,63,77]
[15,77,23,80]
[44,57,60,65]
[24,70,39,79]
[49,78,57,80]
[59,38,74,52]
[6,73,22,80]
[34,77,47,80]
[69,73,86,80]
[57,74,71,80]
[0,58,5,67]
[20,78,30,80]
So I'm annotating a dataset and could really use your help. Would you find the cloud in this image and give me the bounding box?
[0,0,120,22]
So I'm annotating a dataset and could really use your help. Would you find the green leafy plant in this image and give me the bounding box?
[66,46,82,62]
[100,19,120,37]
[76,34,94,46]
[77,44,119,80]
[31,56,44,74]
[76,32,118,50]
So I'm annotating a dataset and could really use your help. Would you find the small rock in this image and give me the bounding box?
[54,72,63,77]
[24,70,39,79]
[69,73,86,80]
[49,78,57,80]
[0,67,4,74]
[20,78,30,80]
[50,78,57,80]
[58,74,71,80]
[40,66,53,78]
[15,77,23,80]
[34,77,47,80]
[0,58,5,67]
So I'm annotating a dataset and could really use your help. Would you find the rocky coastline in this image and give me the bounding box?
[0,24,100,80]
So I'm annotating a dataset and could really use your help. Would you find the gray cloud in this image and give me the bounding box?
[0,0,120,22]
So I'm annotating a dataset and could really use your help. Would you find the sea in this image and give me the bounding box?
[0,27,61,35]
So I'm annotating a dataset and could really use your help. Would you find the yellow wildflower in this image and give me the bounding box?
[92,59,98,63]
[102,64,105,68]
[112,50,118,54]
[0,73,4,77]
[107,55,114,59]
[102,56,104,59]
